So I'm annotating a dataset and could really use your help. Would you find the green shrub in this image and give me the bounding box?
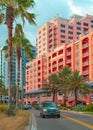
[73,104,85,112]
[0,104,8,114]
[84,104,93,112]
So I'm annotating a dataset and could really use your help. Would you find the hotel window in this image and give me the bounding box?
[43,48,45,51]
[61,24,65,28]
[77,32,81,35]
[76,62,80,67]
[77,27,81,30]
[83,23,88,26]
[43,33,45,36]
[68,31,73,34]
[77,22,81,25]
[61,35,65,38]
[43,38,46,41]
[91,20,93,23]
[76,53,80,59]
[61,30,65,33]
[43,27,46,31]
[61,40,65,43]
[68,26,73,29]
[39,31,41,34]
[68,36,73,39]
[39,46,41,48]
[76,44,79,51]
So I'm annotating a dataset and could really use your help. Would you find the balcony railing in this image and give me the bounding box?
[82,43,89,48]
[82,61,89,66]
[83,70,89,75]
[82,52,89,57]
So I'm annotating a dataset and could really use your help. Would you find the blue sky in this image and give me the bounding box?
[0,0,93,48]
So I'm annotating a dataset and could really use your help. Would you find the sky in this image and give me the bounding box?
[0,0,93,48]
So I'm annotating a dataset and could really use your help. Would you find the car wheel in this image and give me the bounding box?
[42,115,45,118]
[57,115,60,118]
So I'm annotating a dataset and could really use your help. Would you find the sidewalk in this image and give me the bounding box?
[25,110,37,130]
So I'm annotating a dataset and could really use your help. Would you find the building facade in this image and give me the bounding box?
[26,14,93,93]
[0,46,36,88]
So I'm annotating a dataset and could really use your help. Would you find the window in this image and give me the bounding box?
[76,44,79,50]
[77,22,81,25]
[68,26,73,29]
[76,62,80,67]
[61,40,65,43]
[61,30,65,33]
[77,32,81,35]
[68,31,73,34]
[77,27,81,30]
[76,53,79,59]
[68,36,73,39]
[91,25,93,28]
[61,35,65,38]
[91,20,93,23]
[61,24,65,28]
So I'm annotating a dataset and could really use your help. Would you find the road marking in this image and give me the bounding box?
[62,115,93,130]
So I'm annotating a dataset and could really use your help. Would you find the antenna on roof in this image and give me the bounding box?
[54,13,59,20]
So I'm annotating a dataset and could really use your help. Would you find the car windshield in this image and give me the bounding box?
[42,102,56,107]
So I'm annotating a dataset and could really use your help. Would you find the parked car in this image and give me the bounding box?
[40,102,60,118]
[32,102,41,110]
[22,104,32,110]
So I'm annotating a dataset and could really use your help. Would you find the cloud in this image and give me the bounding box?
[68,0,83,15]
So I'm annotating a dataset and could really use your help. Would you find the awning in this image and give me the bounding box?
[24,89,51,95]
[89,83,93,87]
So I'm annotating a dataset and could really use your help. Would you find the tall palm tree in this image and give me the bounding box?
[0,0,36,115]
[3,24,34,110]
[67,70,90,105]
[13,24,33,110]
[58,66,71,106]
[43,73,59,102]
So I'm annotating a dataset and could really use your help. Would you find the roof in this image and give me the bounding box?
[24,89,51,95]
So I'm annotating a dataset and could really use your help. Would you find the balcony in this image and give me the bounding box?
[58,62,63,66]
[66,52,71,56]
[52,64,57,68]
[82,61,89,66]
[66,59,71,63]
[82,43,89,48]
[83,70,89,75]
[82,52,89,57]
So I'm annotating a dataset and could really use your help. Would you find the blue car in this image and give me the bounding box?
[40,102,60,118]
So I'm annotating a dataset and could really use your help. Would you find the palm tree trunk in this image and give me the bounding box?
[53,90,56,102]
[75,87,78,106]
[7,26,13,115]
[6,5,14,116]
[64,93,66,107]
[16,48,21,110]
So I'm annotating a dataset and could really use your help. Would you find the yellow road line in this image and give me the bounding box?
[62,115,93,130]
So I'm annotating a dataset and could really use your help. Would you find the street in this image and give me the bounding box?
[31,109,93,130]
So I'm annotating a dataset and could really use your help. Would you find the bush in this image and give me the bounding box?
[73,104,85,112]
[84,104,93,112]
[0,104,8,114]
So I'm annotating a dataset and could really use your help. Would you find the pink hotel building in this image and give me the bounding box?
[26,14,93,95]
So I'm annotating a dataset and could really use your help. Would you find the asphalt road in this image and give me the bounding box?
[31,109,93,130]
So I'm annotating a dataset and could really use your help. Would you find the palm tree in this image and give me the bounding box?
[58,66,71,106]
[13,24,33,110]
[67,70,90,105]
[3,24,34,109]
[0,0,36,115]
[43,73,59,102]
